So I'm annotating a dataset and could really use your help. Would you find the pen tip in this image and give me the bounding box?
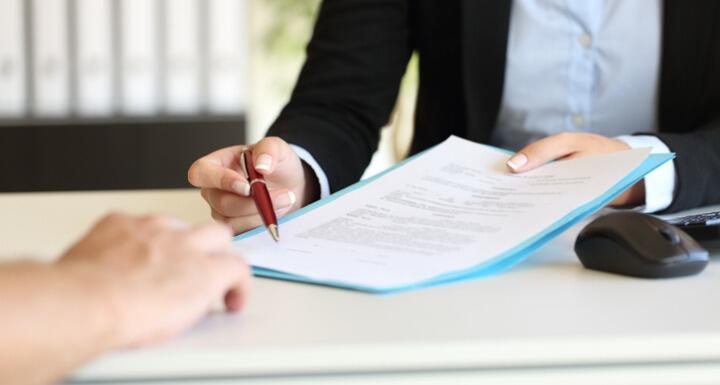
[268,224,279,242]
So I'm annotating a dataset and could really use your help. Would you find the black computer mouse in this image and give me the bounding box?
[575,212,709,278]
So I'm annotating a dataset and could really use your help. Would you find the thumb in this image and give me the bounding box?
[506,133,577,173]
[250,136,304,187]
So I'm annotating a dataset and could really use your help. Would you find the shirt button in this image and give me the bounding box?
[572,114,586,127]
[578,33,593,48]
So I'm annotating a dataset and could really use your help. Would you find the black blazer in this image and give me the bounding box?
[268,0,720,213]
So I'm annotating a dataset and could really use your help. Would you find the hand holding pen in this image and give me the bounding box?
[240,149,280,241]
[188,137,319,235]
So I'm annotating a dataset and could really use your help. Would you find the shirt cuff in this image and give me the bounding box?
[615,135,676,213]
[289,144,331,199]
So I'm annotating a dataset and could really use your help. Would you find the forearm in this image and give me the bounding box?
[616,135,675,213]
[652,119,720,212]
[0,261,115,385]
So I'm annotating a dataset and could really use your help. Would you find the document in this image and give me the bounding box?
[234,136,673,292]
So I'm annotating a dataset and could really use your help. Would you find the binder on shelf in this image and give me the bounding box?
[120,0,159,116]
[207,0,247,115]
[3,0,251,120]
[164,0,201,115]
[31,0,71,117]
[75,0,114,116]
[0,0,26,117]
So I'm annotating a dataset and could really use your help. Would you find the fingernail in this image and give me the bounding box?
[232,181,250,196]
[275,191,296,209]
[507,153,528,171]
[255,154,273,171]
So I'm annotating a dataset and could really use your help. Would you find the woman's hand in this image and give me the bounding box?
[506,132,645,207]
[188,137,318,234]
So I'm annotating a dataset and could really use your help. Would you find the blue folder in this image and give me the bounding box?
[234,149,674,294]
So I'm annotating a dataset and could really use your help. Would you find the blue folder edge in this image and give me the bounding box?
[234,149,674,294]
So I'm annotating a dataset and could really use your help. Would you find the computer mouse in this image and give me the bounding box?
[575,212,709,278]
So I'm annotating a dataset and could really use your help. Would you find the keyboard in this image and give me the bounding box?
[666,210,720,251]
[667,210,720,227]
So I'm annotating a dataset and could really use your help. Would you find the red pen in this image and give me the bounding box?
[240,150,279,242]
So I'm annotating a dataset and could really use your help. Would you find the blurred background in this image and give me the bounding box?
[0,0,416,192]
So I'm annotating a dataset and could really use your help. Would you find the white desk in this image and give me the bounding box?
[1,190,719,385]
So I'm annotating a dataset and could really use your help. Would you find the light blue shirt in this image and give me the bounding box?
[296,0,676,212]
[493,0,673,212]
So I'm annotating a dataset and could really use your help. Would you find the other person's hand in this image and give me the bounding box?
[56,213,251,348]
[506,132,645,207]
[188,137,318,234]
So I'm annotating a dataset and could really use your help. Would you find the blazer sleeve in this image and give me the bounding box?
[653,119,720,213]
[266,0,413,193]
